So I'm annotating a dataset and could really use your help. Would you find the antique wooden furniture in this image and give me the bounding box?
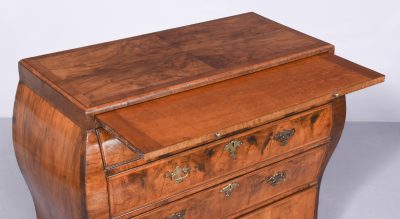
[13,12,384,219]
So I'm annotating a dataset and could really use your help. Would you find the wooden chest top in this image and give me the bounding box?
[19,12,333,113]
[19,12,384,159]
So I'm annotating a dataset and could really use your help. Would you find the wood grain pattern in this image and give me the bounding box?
[96,128,141,172]
[226,97,346,219]
[239,187,317,219]
[314,95,346,219]
[128,146,326,219]
[12,12,384,219]
[96,54,384,162]
[104,104,332,174]
[18,63,89,128]
[19,12,332,115]
[109,138,324,218]
[13,83,85,219]
[85,130,110,219]
[107,105,332,216]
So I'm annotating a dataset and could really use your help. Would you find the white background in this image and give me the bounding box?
[0,0,398,121]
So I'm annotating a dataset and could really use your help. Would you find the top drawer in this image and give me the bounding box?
[108,104,332,217]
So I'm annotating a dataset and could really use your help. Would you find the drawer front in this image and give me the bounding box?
[239,187,317,219]
[108,105,331,217]
[129,145,326,219]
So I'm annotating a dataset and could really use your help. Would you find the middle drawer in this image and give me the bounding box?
[108,104,332,217]
[133,145,326,219]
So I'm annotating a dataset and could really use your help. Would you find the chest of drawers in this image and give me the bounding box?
[13,12,384,219]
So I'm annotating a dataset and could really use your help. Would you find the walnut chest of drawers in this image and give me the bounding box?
[13,12,385,219]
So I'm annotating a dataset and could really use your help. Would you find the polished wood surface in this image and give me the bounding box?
[96,128,141,172]
[13,12,384,219]
[85,130,110,219]
[315,96,347,219]
[104,104,332,173]
[97,54,383,162]
[107,105,331,215]
[13,83,85,219]
[129,146,325,219]
[19,12,332,114]
[239,187,317,219]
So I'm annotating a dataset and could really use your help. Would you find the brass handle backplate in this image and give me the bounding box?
[220,182,240,197]
[265,171,286,186]
[166,210,186,219]
[166,166,190,184]
[273,128,295,146]
[224,139,243,159]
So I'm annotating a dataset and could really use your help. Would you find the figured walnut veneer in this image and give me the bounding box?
[13,12,384,219]
[13,83,110,218]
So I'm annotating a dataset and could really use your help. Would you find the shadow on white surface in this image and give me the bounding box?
[319,122,400,219]
[1,118,399,219]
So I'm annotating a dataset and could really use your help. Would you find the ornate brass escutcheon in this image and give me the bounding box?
[166,210,186,219]
[273,128,295,146]
[220,182,240,197]
[224,139,243,159]
[265,171,286,186]
[166,166,190,184]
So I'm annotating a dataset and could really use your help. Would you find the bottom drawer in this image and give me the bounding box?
[132,146,326,219]
[239,187,317,219]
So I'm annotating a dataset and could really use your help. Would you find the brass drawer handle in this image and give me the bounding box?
[265,171,286,186]
[273,128,295,146]
[220,182,240,197]
[224,139,243,159]
[166,166,190,184]
[166,210,186,219]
